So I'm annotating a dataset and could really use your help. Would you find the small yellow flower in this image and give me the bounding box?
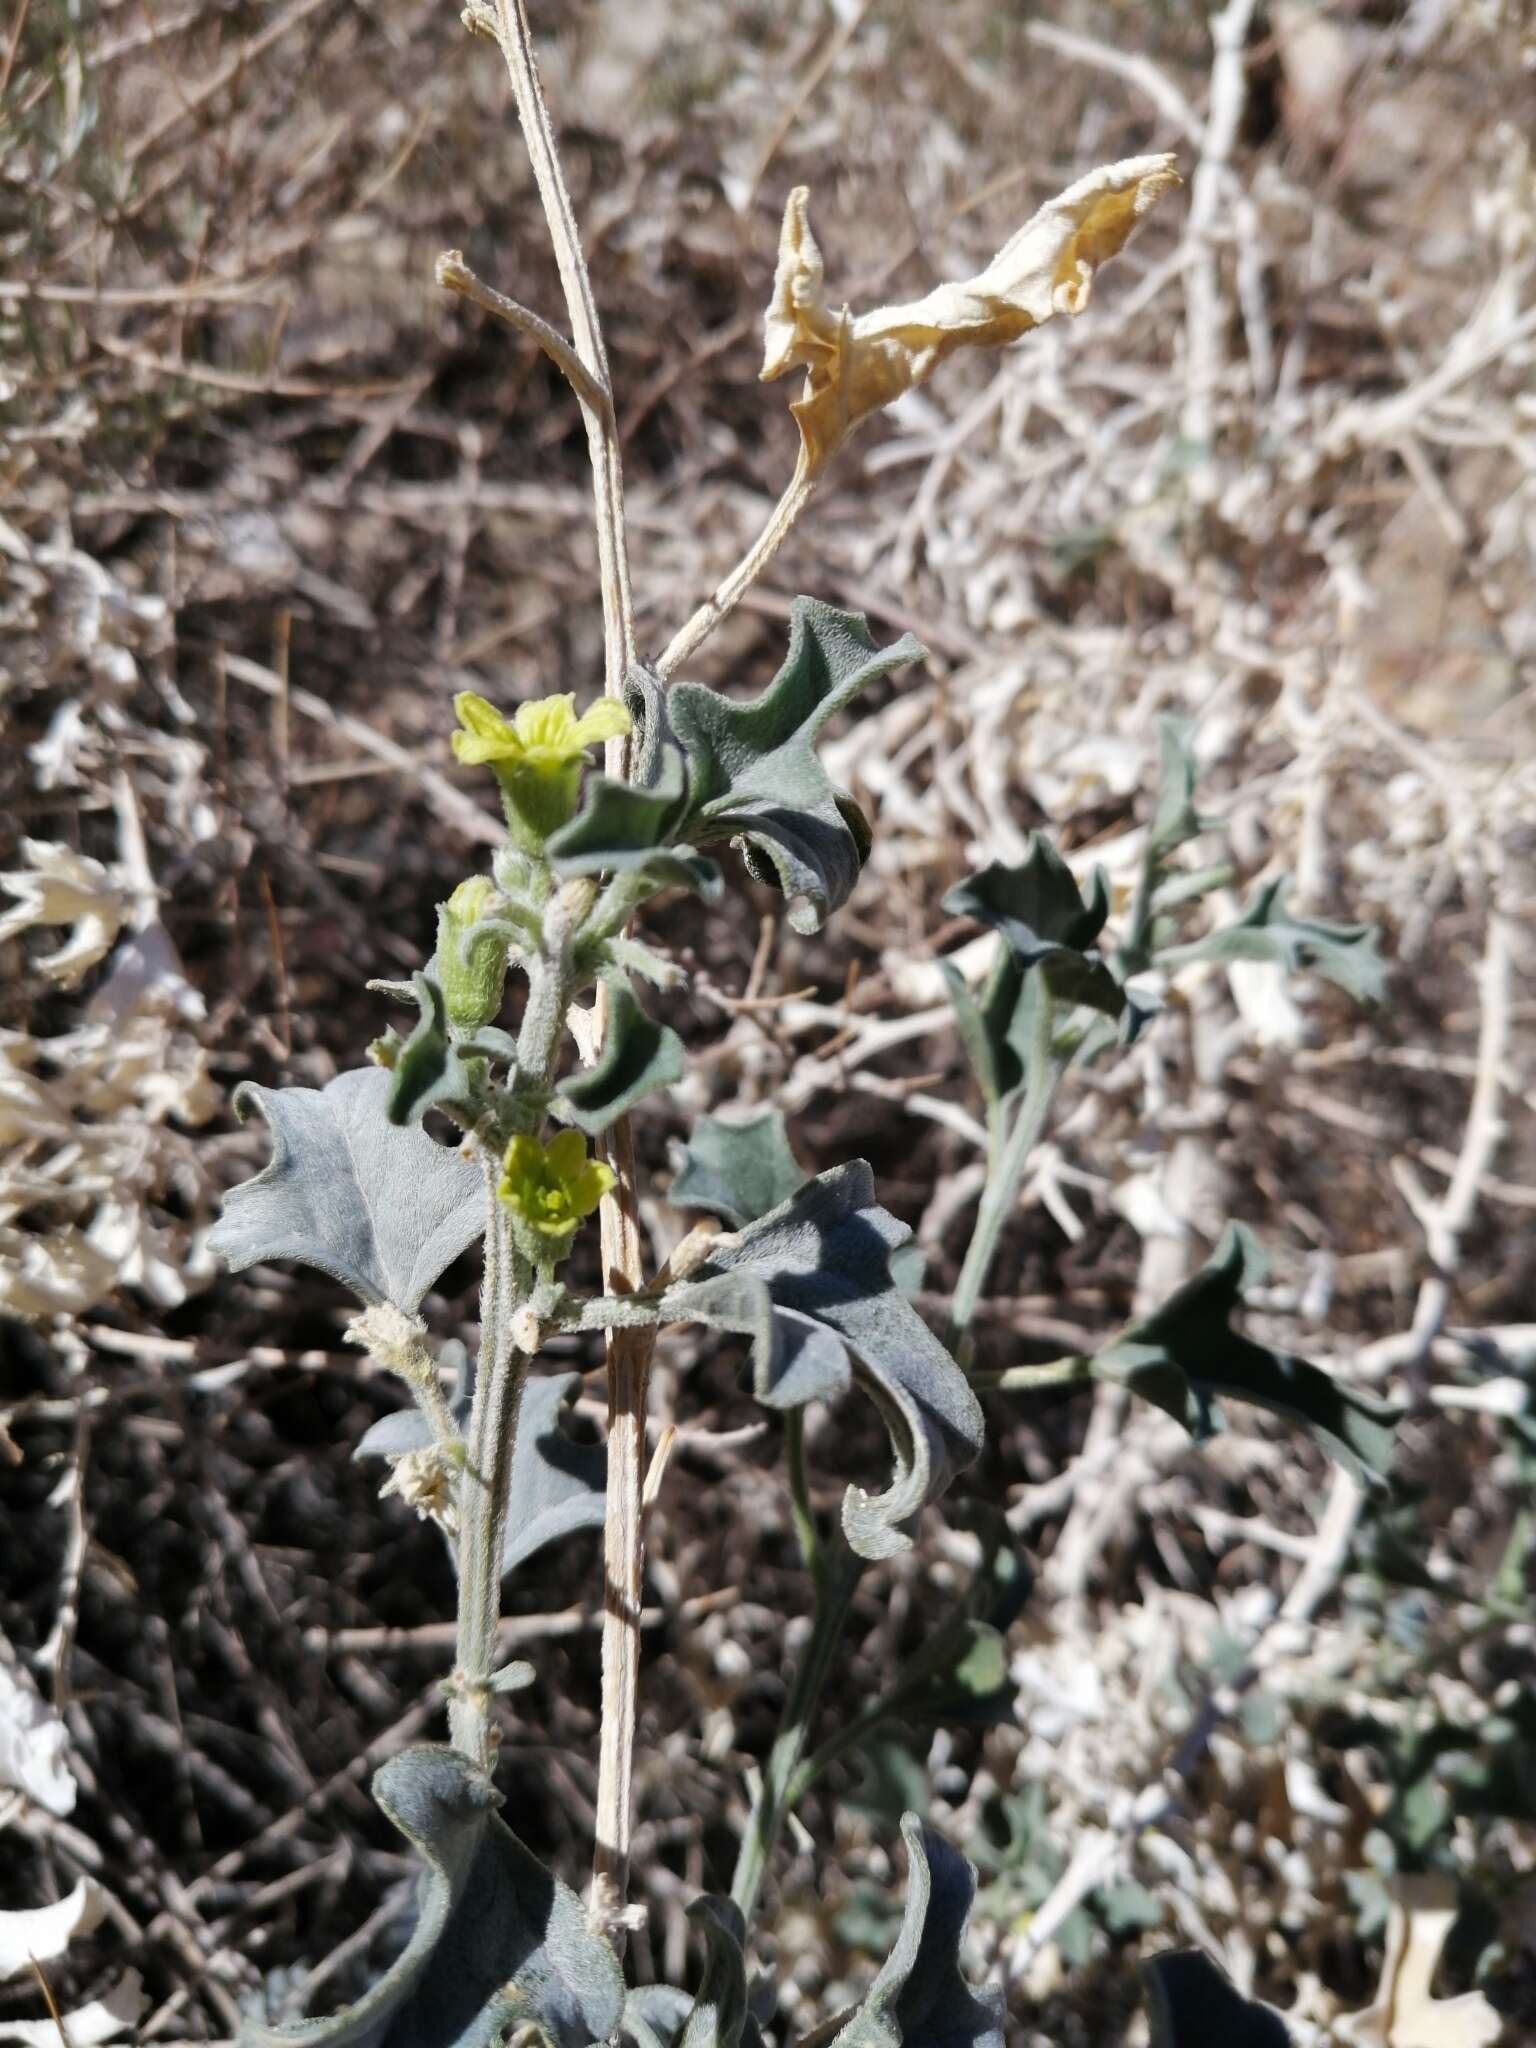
[453,692,630,847]
[498,1128,614,1261]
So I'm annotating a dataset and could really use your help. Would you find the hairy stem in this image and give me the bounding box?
[450,1175,529,1767]
[730,1540,863,1928]
[947,989,1065,1353]
[658,464,815,680]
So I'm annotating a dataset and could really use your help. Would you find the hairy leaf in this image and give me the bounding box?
[669,1108,808,1227]
[1094,1225,1402,1487]
[661,1164,983,1559]
[828,1815,1002,2048]
[1147,717,1215,862]
[555,606,917,933]
[241,1746,623,2048]
[1143,1952,1291,2047]
[208,1068,483,1312]
[942,838,1127,1020]
[938,951,1032,1115]
[383,974,483,1128]
[667,600,921,933]
[763,158,1180,479]
[557,981,685,1133]
[676,1898,760,2048]
[356,1359,605,1576]
[1162,877,1387,1002]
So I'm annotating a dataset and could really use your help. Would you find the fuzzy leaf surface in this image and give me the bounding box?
[557,982,685,1133]
[676,1898,760,2048]
[547,741,722,902]
[1163,877,1387,1002]
[208,1068,483,1312]
[669,1109,808,1228]
[1143,1952,1291,2047]
[384,974,482,1128]
[667,600,921,933]
[828,1815,1002,2048]
[1094,1225,1401,1487]
[356,1360,605,1575]
[241,1745,624,2048]
[661,1163,983,1558]
[943,838,1128,1020]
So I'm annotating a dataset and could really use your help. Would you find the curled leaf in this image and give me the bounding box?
[1161,876,1387,1003]
[243,1745,624,2048]
[557,980,685,1134]
[943,837,1128,1022]
[661,1163,983,1559]
[764,157,1180,478]
[1093,1224,1402,1487]
[828,1815,1002,2048]
[208,1067,484,1312]
[677,1898,760,2048]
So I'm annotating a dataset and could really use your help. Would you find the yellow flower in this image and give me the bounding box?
[453,692,630,848]
[498,1128,614,1261]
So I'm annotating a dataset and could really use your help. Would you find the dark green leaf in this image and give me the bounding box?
[547,740,723,903]
[383,974,483,1127]
[669,1108,808,1228]
[883,1620,1015,1731]
[241,1745,624,2048]
[828,1815,1002,2048]
[1093,1225,1402,1488]
[1162,877,1387,1003]
[942,838,1127,1020]
[1142,1952,1291,2047]
[660,1164,983,1559]
[557,980,685,1133]
[208,1068,483,1312]
[677,1898,759,2048]
[356,1363,605,1576]
[667,599,922,934]
[938,951,1031,1115]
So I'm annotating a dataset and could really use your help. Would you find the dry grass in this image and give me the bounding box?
[3,1,1535,2042]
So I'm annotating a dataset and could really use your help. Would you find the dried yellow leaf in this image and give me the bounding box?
[1336,1874,1503,2048]
[762,154,1181,479]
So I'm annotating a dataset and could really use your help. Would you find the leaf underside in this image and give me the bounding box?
[558,980,685,1133]
[356,1362,606,1575]
[1142,1951,1292,2047]
[662,1163,983,1559]
[208,1067,484,1312]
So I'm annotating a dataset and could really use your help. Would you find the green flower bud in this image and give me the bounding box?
[434,876,509,1033]
[497,1128,614,1266]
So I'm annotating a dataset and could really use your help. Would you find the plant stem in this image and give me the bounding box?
[449,1172,528,1767]
[657,464,816,679]
[729,1541,863,1927]
[947,990,1066,1353]
[783,1409,822,1595]
[969,1355,1095,1394]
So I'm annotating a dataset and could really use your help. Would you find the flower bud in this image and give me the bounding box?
[434,876,509,1033]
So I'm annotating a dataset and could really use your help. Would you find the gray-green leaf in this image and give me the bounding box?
[1161,876,1386,1003]
[383,973,483,1128]
[660,1164,983,1560]
[669,1108,808,1228]
[1093,1225,1401,1487]
[1142,1951,1291,2047]
[208,1068,483,1312]
[677,1898,759,2048]
[557,981,685,1134]
[356,1362,605,1575]
[942,838,1127,1021]
[667,599,922,934]
[829,1815,1002,2048]
[241,1745,624,2048]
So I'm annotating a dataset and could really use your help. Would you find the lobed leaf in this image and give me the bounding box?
[661,1164,983,1559]
[356,1358,605,1576]
[240,1745,624,2048]
[208,1068,484,1313]
[669,1108,808,1228]
[827,1815,1002,2048]
[382,973,483,1128]
[1093,1225,1402,1487]
[942,838,1127,1021]
[1162,877,1387,1003]
[552,604,920,934]
[1142,1952,1291,2047]
[557,980,685,1134]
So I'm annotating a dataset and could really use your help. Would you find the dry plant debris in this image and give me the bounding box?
[2,0,1534,2042]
